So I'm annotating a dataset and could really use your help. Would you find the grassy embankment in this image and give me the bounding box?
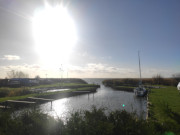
[112,86,135,92]
[148,86,180,133]
[103,79,180,133]
[102,79,137,92]
[31,83,98,89]
[0,83,99,103]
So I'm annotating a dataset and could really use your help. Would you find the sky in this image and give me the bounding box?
[0,0,180,78]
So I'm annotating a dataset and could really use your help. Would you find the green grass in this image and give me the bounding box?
[0,94,37,102]
[149,86,180,120]
[0,83,99,100]
[115,86,135,89]
[111,86,135,92]
[148,86,180,133]
[31,83,96,89]
[0,87,31,97]
[0,87,29,91]
[35,87,97,96]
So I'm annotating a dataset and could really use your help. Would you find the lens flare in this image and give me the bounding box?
[33,4,77,66]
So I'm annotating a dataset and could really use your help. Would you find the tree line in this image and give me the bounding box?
[103,74,180,87]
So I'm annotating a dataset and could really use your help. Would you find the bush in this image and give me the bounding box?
[0,87,32,98]
[0,107,178,135]
[64,106,155,135]
[0,109,63,135]
[0,88,10,97]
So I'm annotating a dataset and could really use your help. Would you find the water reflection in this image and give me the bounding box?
[39,79,147,120]
[40,98,69,119]
[46,89,69,93]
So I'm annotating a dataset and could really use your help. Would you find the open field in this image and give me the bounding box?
[148,86,180,133]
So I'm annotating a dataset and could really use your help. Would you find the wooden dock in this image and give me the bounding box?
[0,105,10,109]
[27,97,53,106]
[27,97,53,102]
[3,98,53,108]
[2,100,36,109]
[7,100,36,104]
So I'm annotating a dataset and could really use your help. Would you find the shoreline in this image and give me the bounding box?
[0,86,99,109]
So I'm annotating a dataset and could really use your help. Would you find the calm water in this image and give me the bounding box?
[39,78,147,120]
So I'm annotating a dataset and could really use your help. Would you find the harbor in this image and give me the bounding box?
[39,79,147,119]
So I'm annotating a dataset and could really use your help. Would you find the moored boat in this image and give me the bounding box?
[134,51,147,97]
[134,85,147,97]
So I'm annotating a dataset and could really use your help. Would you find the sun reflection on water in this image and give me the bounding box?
[40,98,69,120]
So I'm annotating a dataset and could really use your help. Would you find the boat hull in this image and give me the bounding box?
[134,87,147,97]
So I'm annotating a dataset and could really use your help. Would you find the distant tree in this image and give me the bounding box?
[172,73,180,80]
[35,75,40,80]
[152,74,164,85]
[172,73,180,86]
[7,70,29,78]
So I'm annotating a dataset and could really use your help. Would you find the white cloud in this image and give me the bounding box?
[68,63,178,78]
[0,64,43,78]
[1,55,20,60]
[143,68,176,78]
[68,63,137,78]
[0,63,178,79]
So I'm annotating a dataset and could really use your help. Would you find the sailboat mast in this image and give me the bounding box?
[138,51,142,83]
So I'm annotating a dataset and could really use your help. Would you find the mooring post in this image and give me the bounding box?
[51,101,52,109]
[5,101,7,109]
[33,103,36,111]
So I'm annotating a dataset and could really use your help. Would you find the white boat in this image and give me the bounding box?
[177,82,180,90]
[134,51,147,97]
[134,84,147,97]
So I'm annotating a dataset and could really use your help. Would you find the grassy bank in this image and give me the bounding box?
[31,83,98,89]
[103,78,179,87]
[148,86,180,133]
[0,86,98,103]
[112,86,135,92]
[0,82,100,104]
[102,79,136,92]
[0,83,98,97]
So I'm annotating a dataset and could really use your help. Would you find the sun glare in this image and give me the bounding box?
[33,4,77,66]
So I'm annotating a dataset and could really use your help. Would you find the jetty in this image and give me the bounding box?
[27,97,53,102]
[1,97,54,109]
[27,97,53,105]
[6,100,36,104]
[0,105,10,109]
[2,100,36,109]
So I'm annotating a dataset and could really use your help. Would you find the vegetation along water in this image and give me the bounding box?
[0,78,180,134]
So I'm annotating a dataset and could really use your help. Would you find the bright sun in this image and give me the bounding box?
[33,4,77,67]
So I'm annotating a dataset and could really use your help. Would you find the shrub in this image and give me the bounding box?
[0,107,178,135]
[0,88,10,97]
